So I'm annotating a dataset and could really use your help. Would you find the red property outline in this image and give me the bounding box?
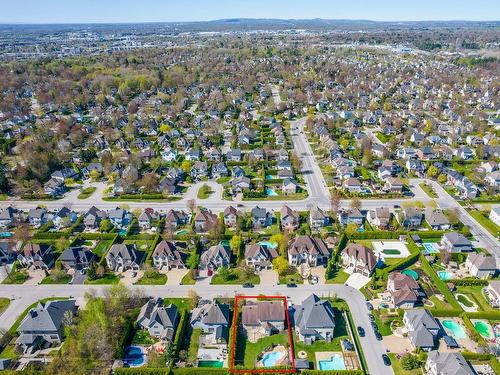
[229,295,296,374]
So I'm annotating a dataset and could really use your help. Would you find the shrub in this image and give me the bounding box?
[400,353,422,370]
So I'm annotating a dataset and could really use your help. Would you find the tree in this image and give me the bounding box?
[350,196,361,210]
[330,191,341,216]
[13,224,31,243]
[345,222,358,235]
[217,266,230,281]
[230,235,242,258]
[186,199,197,214]
[272,256,290,276]
[427,165,439,179]
[187,289,200,307]
[186,253,200,269]
[0,163,8,193]
[437,173,447,184]
[400,354,421,371]
[99,218,113,232]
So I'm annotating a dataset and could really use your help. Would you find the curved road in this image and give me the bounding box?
[0,283,391,375]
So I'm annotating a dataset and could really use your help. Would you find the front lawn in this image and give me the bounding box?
[467,209,500,237]
[388,353,420,375]
[0,297,10,315]
[419,182,438,198]
[40,274,72,284]
[84,273,120,285]
[78,187,97,199]
[197,184,212,199]
[188,328,202,363]
[2,269,28,284]
[278,272,303,285]
[135,271,167,285]
[180,271,196,285]
[211,269,260,285]
[326,269,350,284]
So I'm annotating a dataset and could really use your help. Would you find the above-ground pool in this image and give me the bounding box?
[262,351,284,367]
[438,271,453,281]
[402,269,419,280]
[318,354,346,371]
[198,360,224,368]
[123,346,146,367]
[474,321,493,339]
[442,320,467,340]
[0,232,12,238]
[423,242,439,254]
[259,241,278,249]
[265,188,278,196]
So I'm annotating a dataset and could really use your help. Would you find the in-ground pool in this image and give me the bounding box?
[0,232,12,238]
[402,269,419,280]
[442,320,467,340]
[265,188,278,196]
[118,229,127,236]
[123,346,146,367]
[175,229,189,236]
[423,242,439,254]
[262,351,284,367]
[382,249,401,255]
[474,321,493,339]
[265,175,274,180]
[438,271,453,281]
[318,354,346,371]
[259,241,278,249]
[198,360,224,368]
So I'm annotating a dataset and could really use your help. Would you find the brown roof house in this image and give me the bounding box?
[287,236,331,267]
[194,210,219,233]
[341,243,379,277]
[245,244,279,271]
[152,240,187,270]
[367,208,391,230]
[17,243,54,270]
[387,271,421,308]
[242,301,285,343]
[280,205,299,232]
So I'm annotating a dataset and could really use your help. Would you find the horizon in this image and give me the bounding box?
[1,0,500,24]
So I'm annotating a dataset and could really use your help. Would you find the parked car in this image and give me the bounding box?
[242,283,254,288]
[286,283,297,288]
[357,326,365,337]
[375,331,382,341]
[311,276,319,284]
[131,272,137,278]
[366,302,373,311]
[369,314,375,322]
[382,354,391,366]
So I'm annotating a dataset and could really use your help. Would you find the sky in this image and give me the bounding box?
[1,0,499,24]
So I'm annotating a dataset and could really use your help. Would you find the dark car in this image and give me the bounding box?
[382,354,391,366]
[375,331,383,341]
[357,326,365,337]
[242,283,254,288]
[366,302,373,311]
[286,283,297,288]
[369,314,375,322]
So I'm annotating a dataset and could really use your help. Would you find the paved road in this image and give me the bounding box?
[0,283,392,375]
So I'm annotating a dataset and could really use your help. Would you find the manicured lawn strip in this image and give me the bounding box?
[77,186,97,199]
[40,274,72,284]
[242,333,290,368]
[0,297,10,315]
[180,272,196,285]
[84,273,120,284]
[326,269,350,284]
[419,182,438,198]
[2,269,28,284]
[197,184,212,199]
[135,272,167,285]
[388,353,419,375]
[211,269,260,285]
[92,240,112,258]
[345,310,368,374]
[162,298,195,311]
[188,328,202,363]
[278,271,304,285]
[467,209,500,237]
[457,294,474,307]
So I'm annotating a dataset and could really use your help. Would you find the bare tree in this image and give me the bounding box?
[350,196,361,210]
[186,199,197,214]
[330,191,341,215]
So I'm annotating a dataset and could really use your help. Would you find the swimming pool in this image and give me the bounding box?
[123,346,146,367]
[438,271,453,281]
[175,229,190,236]
[259,241,278,249]
[118,229,128,236]
[198,360,224,368]
[265,188,278,196]
[402,269,419,280]
[474,321,493,339]
[0,232,12,238]
[442,320,467,340]
[423,242,439,254]
[262,351,284,367]
[265,175,274,180]
[318,354,346,371]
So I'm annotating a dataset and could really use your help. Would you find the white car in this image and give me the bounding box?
[311,276,319,284]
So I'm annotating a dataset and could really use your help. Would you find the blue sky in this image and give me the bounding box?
[1,0,499,24]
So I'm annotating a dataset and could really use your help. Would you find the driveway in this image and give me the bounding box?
[166,268,189,286]
[122,270,143,285]
[24,269,45,285]
[310,266,326,284]
[71,271,87,285]
[382,335,414,354]
[345,273,371,290]
[0,264,13,283]
[259,269,279,286]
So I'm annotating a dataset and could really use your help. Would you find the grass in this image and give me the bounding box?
[2,269,29,284]
[326,269,350,284]
[240,333,290,368]
[135,272,167,285]
[0,297,10,315]
[456,285,495,312]
[197,184,213,199]
[77,186,97,199]
[376,132,393,144]
[211,269,260,285]
[131,328,156,345]
[278,271,303,285]
[388,353,419,375]
[372,310,397,336]
[419,182,438,198]
[162,297,195,311]
[456,294,474,308]
[92,240,112,258]
[84,273,120,284]
[180,271,196,285]
[40,274,72,284]
[188,328,202,363]
[467,209,500,237]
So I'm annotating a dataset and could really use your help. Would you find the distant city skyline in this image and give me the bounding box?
[1,0,499,24]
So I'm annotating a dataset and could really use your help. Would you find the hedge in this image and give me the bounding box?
[32,232,71,240]
[115,369,170,375]
[171,310,188,360]
[461,314,484,345]
[425,309,462,317]
[451,278,488,286]
[302,371,364,375]
[465,311,500,320]
[79,232,118,240]
[461,352,500,374]
[172,369,229,375]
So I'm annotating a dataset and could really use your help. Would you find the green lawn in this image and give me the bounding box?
[188,328,202,363]
[92,240,112,258]
[84,273,120,285]
[456,285,495,312]
[326,269,350,284]
[467,210,500,237]
[419,182,438,198]
[278,271,303,285]
[77,187,97,199]
[162,297,195,311]
[2,269,28,284]
[131,328,156,345]
[211,269,260,285]
[180,271,196,285]
[240,333,290,368]
[40,274,72,284]
[197,184,212,199]
[388,353,420,375]
[135,272,167,285]
[0,297,10,315]
[376,132,393,144]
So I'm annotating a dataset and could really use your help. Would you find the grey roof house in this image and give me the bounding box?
[403,309,440,351]
[136,298,179,341]
[293,294,336,345]
[59,246,96,271]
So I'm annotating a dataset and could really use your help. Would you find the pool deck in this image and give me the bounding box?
[372,241,410,260]
[315,351,345,370]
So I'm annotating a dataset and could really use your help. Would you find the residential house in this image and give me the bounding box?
[59,246,96,271]
[194,210,219,233]
[105,243,142,272]
[18,243,54,270]
[191,161,208,180]
[309,206,329,231]
[398,207,423,229]
[337,208,364,226]
[83,206,107,229]
[138,209,160,230]
[52,207,76,229]
[223,206,238,228]
[190,300,230,347]
[27,208,48,228]
[288,236,331,267]
[108,208,133,229]
[282,178,299,195]
[242,301,285,343]
[464,253,497,279]
[384,177,403,193]
[15,299,77,354]
[0,242,14,265]
[199,244,231,271]
[489,207,500,226]
[293,294,336,345]
[164,209,190,230]
[280,205,299,232]
[251,206,272,228]
[403,309,440,351]
[230,176,251,194]
[245,244,279,271]
[0,206,21,228]
[344,177,363,193]
[484,281,500,307]
[152,240,187,270]
[388,272,420,308]
[136,298,179,341]
[341,243,378,277]
[440,232,473,253]
[367,208,391,230]
[425,209,451,231]
[425,351,475,375]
